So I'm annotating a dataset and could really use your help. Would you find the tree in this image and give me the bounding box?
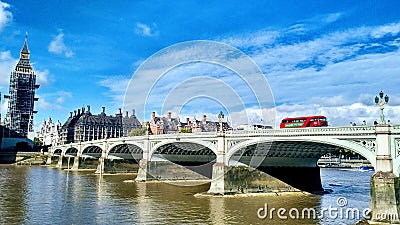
[180,128,192,133]
[33,137,42,146]
[128,127,147,136]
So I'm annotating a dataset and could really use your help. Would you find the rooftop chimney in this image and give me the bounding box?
[186,117,190,124]
[167,111,172,119]
[74,110,77,116]
[70,112,72,117]
[126,111,129,117]
[152,111,156,119]
[78,109,81,115]
[87,105,90,112]
[202,115,207,122]
[132,109,136,116]
[102,106,105,114]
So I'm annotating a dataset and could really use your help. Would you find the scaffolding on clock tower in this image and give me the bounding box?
[4,33,39,138]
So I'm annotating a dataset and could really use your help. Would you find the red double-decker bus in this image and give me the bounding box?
[280,116,328,128]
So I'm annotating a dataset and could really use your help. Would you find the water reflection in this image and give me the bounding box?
[209,197,226,224]
[137,182,151,224]
[0,166,372,225]
[0,165,28,225]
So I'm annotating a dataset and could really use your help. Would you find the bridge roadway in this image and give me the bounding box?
[48,124,400,224]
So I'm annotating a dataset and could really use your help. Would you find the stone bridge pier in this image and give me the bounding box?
[95,141,108,174]
[71,144,82,170]
[56,154,63,168]
[207,131,226,194]
[135,136,149,181]
[369,125,400,224]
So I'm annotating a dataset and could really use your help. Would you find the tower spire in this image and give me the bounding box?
[21,32,29,53]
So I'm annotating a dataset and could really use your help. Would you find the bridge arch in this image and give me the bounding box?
[65,147,79,157]
[227,137,376,168]
[53,148,62,156]
[108,143,143,162]
[149,140,217,159]
[81,145,103,159]
[149,140,217,179]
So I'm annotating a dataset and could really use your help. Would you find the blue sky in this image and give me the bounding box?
[1,0,400,129]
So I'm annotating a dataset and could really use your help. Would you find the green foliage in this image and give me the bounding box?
[33,137,42,146]
[128,127,147,136]
[179,128,192,133]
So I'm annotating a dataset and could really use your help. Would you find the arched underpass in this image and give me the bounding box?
[79,146,103,169]
[49,149,63,166]
[151,142,216,179]
[108,144,143,162]
[65,147,78,157]
[59,147,78,169]
[106,144,143,173]
[53,149,62,156]
[82,146,102,159]
[229,141,368,193]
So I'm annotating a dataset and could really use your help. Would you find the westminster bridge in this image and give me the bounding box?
[48,124,400,224]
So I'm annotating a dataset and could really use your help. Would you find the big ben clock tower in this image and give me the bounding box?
[4,34,39,138]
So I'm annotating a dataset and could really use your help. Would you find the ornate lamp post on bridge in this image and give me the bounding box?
[374,91,389,124]
[218,111,224,132]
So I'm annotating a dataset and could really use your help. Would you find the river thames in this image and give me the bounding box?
[0,165,372,225]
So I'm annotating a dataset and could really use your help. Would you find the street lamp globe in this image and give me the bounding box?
[375,96,379,104]
[379,91,384,99]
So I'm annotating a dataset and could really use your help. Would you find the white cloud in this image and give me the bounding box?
[55,91,72,104]
[36,97,52,110]
[98,76,130,105]
[135,22,159,37]
[323,13,343,23]
[0,50,16,88]
[229,21,400,126]
[0,1,12,32]
[221,30,279,48]
[310,96,348,107]
[284,12,343,35]
[1,98,7,123]
[371,23,400,38]
[48,30,74,57]
[36,91,72,111]
[100,18,400,127]
[35,69,53,86]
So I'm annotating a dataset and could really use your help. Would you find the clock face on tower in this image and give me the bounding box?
[22,53,29,59]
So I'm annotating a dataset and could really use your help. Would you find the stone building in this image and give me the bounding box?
[149,112,230,134]
[149,112,180,135]
[60,106,141,144]
[122,109,142,136]
[186,115,230,132]
[37,117,62,147]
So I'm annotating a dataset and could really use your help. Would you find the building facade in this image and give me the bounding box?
[60,106,141,144]
[37,117,62,147]
[150,112,230,135]
[4,35,39,138]
[150,112,181,135]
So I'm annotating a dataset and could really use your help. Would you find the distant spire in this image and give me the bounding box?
[21,32,29,53]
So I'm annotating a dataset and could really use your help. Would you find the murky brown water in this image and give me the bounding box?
[0,165,372,224]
